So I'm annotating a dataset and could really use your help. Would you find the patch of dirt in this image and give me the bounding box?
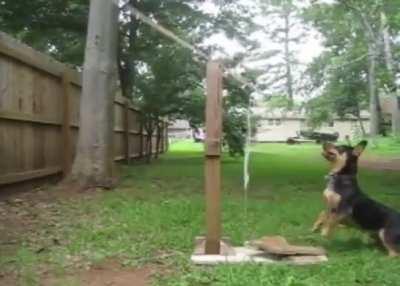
[0,187,163,286]
[0,273,17,286]
[42,260,156,286]
[0,186,106,249]
[0,186,108,284]
[0,190,58,251]
[360,157,400,171]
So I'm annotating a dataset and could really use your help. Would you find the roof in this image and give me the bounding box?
[168,119,191,129]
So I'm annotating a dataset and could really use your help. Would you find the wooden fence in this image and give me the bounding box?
[0,32,168,188]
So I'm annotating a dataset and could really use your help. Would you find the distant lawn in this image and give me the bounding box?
[367,136,400,157]
[2,141,400,285]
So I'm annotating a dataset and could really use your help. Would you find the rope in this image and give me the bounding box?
[127,4,265,96]
[128,6,209,63]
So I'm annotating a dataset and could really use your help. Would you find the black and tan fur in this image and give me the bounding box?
[312,141,400,257]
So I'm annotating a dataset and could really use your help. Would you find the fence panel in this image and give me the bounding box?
[0,32,167,188]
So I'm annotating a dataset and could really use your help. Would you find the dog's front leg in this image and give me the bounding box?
[312,210,328,232]
[321,211,344,238]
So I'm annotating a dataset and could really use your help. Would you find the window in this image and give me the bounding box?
[268,119,274,125]
[328,121,334,127]
[275,119,282,126]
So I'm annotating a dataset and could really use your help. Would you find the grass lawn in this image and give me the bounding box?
[364,136,400,157]
[1,141,400,285]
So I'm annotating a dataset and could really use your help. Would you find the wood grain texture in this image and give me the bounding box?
[204,61,223,254]
[0,33,168,188]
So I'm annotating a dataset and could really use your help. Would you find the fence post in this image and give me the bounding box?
[204,61,223,254]
[161,120,165,153]
[165,121,169,152]
[155,120,160,157]
[139,117,144,158]
[124,99,130,164]
[61,71,72,177]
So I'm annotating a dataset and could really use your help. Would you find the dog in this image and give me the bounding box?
[312,140,400,257]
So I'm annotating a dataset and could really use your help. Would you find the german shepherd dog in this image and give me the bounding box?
[312,141,400,256]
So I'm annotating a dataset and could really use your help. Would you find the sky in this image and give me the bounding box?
[201,1,325,64]
[199,0,332,101]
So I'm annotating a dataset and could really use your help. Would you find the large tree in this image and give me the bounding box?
[305,0,400,137]
[379,6,400,136]
[337,0,383,136]
[303,1,400,136]
[66,0,119,188]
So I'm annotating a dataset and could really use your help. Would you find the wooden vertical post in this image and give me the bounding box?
[165,121,169,152]
[139,116,144,158]
[61,71,72,177]
[162,120,166,153]
[124,99,130,163]
[205,61,223,254]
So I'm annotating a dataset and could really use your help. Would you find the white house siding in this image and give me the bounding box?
[168,120,192,139]
[256,119,304,142]
[317,120,369,141]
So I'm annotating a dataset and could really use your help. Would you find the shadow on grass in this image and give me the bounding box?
[328,237,372,253]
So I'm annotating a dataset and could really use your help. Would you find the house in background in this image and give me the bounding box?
[253,94,398,142]
[253,108,370,142]
[167,96,397,143]
[380,95,397,122]
[168,120,192,139]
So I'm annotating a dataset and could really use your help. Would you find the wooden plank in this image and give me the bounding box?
[0,167,62,186]
[124,99,130,163]
[205,61,223,254]
[113,153,144,161]
[139,120,144,158]
[113,129,141,135]
[0,110,80,128]
[61,71,72,177]
[165,123,169,152]
[0,150,147,186]
[161,121,165,153]
[0,110,61,126]
[0,32,82,86]
[0,32,169,189]
[114,93,140,111]
[162,120,168,153]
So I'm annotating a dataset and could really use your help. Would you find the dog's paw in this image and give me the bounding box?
[321,228,330,237]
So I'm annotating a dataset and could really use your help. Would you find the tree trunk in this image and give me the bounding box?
[358,12,382,136]
[66,0,119,189]
[341,2,383,137]
[380,11,400,136]
[356,112,366,137]
[368,43,381,137]
[144,120,153,164]
[146,133,153,163]
[284,9,294,110]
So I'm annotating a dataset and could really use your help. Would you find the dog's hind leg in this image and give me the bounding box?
[368,232,382,246]
[312,210,328,232]
[379,229,399,257]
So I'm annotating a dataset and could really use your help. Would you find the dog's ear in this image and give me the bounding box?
[322,142,335,152]
[353,140,368,156]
